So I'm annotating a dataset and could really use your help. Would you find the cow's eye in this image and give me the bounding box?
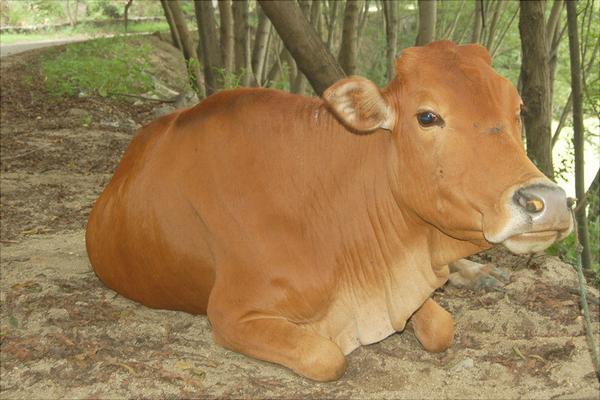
[417,111,440,127]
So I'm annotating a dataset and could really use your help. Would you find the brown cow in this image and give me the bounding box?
[86,41,572,381]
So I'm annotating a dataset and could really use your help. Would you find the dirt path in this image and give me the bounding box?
[0,36,90,58]
[1,37,599,399]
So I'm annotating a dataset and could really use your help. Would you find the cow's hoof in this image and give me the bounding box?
[448,259,508,291]
[412,299,454,353]
[294,337,347,382]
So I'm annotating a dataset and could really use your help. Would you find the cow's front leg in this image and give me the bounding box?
[410,298,454,353]
[208,301,346,381]
[448,258,507,291]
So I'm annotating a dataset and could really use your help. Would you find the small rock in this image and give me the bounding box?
[153,81,180,98]
[46,308,69,321]
[459,357,474,369]
[67,108,89,118]
[100,119,120,129]
[122,118,140,131]
[174,91,199,108]
[152,104,176,118]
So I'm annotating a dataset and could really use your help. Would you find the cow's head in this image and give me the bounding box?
[323,40,572,254]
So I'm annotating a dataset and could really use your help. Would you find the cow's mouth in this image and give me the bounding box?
[502,230,565,254]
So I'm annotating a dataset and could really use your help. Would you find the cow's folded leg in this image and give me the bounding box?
[209,313,347,382]
[410,298,454,353]
[448,258,505,291]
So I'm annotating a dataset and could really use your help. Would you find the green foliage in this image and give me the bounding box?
[1,0,166,26]
[88,0,122,19]
[41,36,153,98]
[548,194,600,287]
[214,67,252,90]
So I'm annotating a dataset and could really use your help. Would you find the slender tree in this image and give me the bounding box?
[219,0,235,75]
[566,0,592,269]
[441,0,465,40]
[519,0,554,178]
[195,0,223,95]
[124,0,133,32]
[547,1,565,111]
[164,0,203,96]
[383,0,398,80]
[259,0,345,95]
[233,0,251,86]
[160,0,181,50]
[415,0,436,46]
[325,0,340,52]
[472,0,483,43]
[251,7,272,86]
[484,0,505,50]
[585,169,600,222]
[338,0,363,75]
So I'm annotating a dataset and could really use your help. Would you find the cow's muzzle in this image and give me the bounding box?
[484,182,573,254]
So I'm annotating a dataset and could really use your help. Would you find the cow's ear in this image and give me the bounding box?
[323,76,395,133]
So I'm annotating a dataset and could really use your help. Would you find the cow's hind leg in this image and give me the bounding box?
[208,310,347,381]
[410,298,454,353]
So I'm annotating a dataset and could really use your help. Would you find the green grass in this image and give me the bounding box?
[40,36,154,98]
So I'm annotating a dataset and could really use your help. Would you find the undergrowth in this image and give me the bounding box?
[548,196,600,287]
[40,36,153,98]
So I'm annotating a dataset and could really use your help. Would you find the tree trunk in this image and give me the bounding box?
[124,0,133,32]
[74,0,80,25]
[251,7,271,86]
[519,0,554,179]
[551,92,572,148]
[338,0,363,75]
[547,1,564,114]
[472,0,483,43]
[357,0,370,48]
[265,40,285,86]
[566,0,592,270]
[585,169,600,222]
[259,0,345,95]
[195,0,223,95]
[310,0,322,28]
[166,0,204,97]
[160,0,182,50]
[291,0,314,95]
[383,0,398,80]
[415,0,436,46]
[65,0,75,27]
[485,0,504,50]
[325,0,340,52]
[442,0,465,40]
[546,0,564,43]
[219,0,235,74]
[490,5,518,58]
[233,0,251,86]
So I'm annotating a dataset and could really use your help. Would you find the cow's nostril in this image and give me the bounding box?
[525,198,544,213]
[514,189,545,214]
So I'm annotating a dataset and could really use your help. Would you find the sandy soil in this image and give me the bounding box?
[1,36,599,399]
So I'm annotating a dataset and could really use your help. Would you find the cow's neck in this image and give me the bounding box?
[346,134,484,273]
[308,102,487,350]
[307,102,485,276]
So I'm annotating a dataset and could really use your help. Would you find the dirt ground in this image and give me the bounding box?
[1,36,599,399]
